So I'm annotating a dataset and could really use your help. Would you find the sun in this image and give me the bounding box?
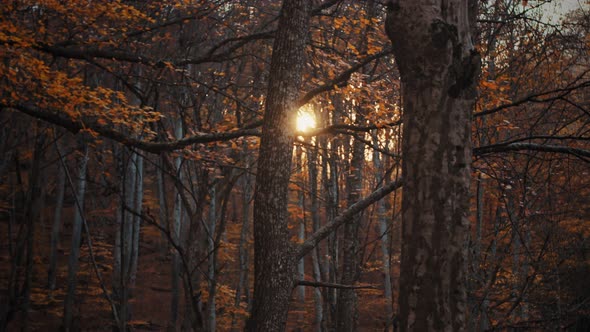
[296,108,317,133]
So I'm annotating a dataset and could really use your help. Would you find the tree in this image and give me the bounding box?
[385,0,480,330]
[2,1,589,330]
[246,0,310,330]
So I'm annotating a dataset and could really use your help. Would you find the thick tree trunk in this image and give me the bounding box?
[385,1,479,330]
[246,1,309,330]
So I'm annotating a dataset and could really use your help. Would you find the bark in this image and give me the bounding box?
[385,0,479,330]
[246,1,309,330]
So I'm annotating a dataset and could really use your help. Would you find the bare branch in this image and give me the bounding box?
[296,280,378,289]
[297,47,393,107]
[3,104,260,153]
[296,178,403,260]
[474,142,590,161]
[475,78,590,118]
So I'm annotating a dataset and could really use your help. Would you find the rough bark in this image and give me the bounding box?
[246,1,309,330]
[385,0,479,330]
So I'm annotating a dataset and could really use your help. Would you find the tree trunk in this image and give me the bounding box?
[157,155,170,254]
[22,130,45,332]
[385,1,479,330]
[307,139,323,331]
[206,183,217,332]
[373,133,394,330]
[246,1,309,330]
[296,145,306,304]
[48,143,66,291]
[63,145,89,332]
[235,142,252,311]
[129,153,144,287]
[322,134,339,329]
[336,136,364,331]
[170,117,183,331]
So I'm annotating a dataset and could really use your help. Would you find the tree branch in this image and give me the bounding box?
[2,104,260,153]
[296,178,403,260]
[297,47,393,107]
[296,119,402,137]
[475,78,590,118]
[296,280,377,289]
[474,142,590,161]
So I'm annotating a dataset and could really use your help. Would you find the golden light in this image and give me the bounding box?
[296,107,317,133]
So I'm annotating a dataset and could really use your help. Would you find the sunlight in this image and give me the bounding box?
[296,107,317,133]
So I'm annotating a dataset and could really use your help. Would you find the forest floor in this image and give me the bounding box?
[1,207,393,331]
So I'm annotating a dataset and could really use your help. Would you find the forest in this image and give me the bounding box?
[1,0,589,331]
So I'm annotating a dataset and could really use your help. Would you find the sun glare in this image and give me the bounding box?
[296,108,317,133]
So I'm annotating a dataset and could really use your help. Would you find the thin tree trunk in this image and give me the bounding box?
[170,118,183,331]
[336,136,364,332]
[129,153,143,286]
[385,1,480,330]
[112,146,124,330]
[232,145,253,330]
[63,145,89,332]
[123,152,137,281]
[307,138,323,331]
[373,133,393,330]
[236,142,252,309]
[206,184,217,332]
[48,143,66,291]
[322,136,339,328]
[22,130,45,332]
[157,155,170,254]
[296,145,306,304]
